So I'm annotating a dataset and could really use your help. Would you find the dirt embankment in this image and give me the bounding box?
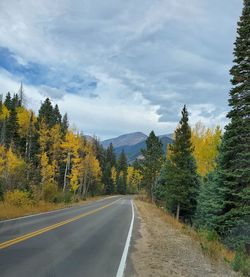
[130,200,239,277]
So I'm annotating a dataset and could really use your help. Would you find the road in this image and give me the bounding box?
[0,196,134,277]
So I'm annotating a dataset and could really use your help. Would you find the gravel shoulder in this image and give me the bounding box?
[129,200,239,277]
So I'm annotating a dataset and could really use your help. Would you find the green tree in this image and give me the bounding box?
[195,171,222,230]
[105,143,116,167]
[102,163,114,195]
[212,1,250,248]
[165,106,199,221]
[38,98,55,128]
[61,113,69,137]
[6,108,20,148]
[117,150,128,194]
[141,131,163,200]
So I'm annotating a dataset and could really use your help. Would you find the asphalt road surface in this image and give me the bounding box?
[0,196,134,277]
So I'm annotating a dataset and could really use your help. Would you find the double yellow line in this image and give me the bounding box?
[0,199,119,250]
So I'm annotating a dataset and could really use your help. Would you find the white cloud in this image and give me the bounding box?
[0,0,243,138]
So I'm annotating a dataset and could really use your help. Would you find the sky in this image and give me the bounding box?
[0,0,243,139]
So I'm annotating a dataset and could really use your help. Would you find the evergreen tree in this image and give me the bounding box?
[102,163,114,194]
[195,171,223,230]
[53,104,62,125]
[153,162,168,203]
[212,1,250,248]
[38,98,55,128]
[105,143,116,167]
[165,106,199,221]
[62,113,69,136]
[6,108,20,148]
[117,150,128,194]
[117,172,126,195]
[92,137,105,171]
[4,92,12,110]
[141,131,163,200]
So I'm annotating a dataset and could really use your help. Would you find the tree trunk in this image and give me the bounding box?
[81,172,88,199]
[63,152,71,192]
[176,203,180,221]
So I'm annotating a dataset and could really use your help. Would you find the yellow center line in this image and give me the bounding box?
[0,198,120,250]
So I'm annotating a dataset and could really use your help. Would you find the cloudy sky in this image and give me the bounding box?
[0,0,242,139]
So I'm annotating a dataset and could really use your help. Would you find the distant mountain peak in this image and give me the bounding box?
[101,132,147,148]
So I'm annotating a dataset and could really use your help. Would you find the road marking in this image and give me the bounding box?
[0,196,118,223]
[116,199,135,277]
[0,198,121,250]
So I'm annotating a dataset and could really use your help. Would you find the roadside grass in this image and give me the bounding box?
[0,195,108,221]
[134,198,244,274]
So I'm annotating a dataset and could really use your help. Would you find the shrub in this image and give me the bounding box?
[231,245,250,276]
[53,191,72,204]
[4,190,32,207]
[198,230,225,260]
[42,182,58,202]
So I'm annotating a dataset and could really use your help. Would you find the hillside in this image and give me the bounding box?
[101,132,173,162]
[101,132,147,148]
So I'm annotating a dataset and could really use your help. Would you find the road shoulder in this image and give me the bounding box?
[128,200,239,277]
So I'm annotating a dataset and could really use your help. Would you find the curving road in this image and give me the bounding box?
[0,196,134,277]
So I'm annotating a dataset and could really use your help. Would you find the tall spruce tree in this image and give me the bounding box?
[38,98,55,128]
[117,150,128,194]
[165,106,199,221]
[213,1,250,248]
[141,131,163,200]
[102,143,116,194]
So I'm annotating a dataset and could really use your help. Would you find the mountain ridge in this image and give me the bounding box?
[100,132,173,162]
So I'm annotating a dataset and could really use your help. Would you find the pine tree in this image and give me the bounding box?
[165,106,199,221]
[38,98,55,128]
[62,113,69,136]
[102,163,114,194]
[195,171,223,230]
[117,171,126,195]
[4,92,12,110]
[117,150,128,194]
[213,1,250,248]
[105,143,116,167]
[6,108,20,148]
[53,104,62,125]
[141,131,163,200]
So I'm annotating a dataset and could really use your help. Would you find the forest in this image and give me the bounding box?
[137,2,249,274]
[0,91,141,208]
[0,0,249,275]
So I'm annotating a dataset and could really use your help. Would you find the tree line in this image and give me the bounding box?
[0,92,141,204]
[137,0,249,255]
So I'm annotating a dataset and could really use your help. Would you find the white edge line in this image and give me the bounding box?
[0,196,118,223]
[116,199,135,277]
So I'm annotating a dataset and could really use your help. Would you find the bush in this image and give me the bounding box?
[53,191,72,204]
[198,230,224,260]
[4,190,32,207]
[42,182,58,202]
[231,245,250,276]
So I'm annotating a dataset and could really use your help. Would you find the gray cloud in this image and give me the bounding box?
[0,0,243,138]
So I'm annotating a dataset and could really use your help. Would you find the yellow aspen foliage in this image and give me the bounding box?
[0,104,10,120]
[191,122,222,176]
[50,124,62,159]
[70,166,80,195]
[38,120,50,153]
[111,166,117,184]
[6,148,25,175]
[40,152,56,184]
[4,147,26,190]
[16,107,36,138]
[0,145,6,176]
[61,131,82,158]
[127,166,142,193]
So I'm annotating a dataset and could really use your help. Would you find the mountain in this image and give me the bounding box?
[102,132,173,163]
[101,132,147,148]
